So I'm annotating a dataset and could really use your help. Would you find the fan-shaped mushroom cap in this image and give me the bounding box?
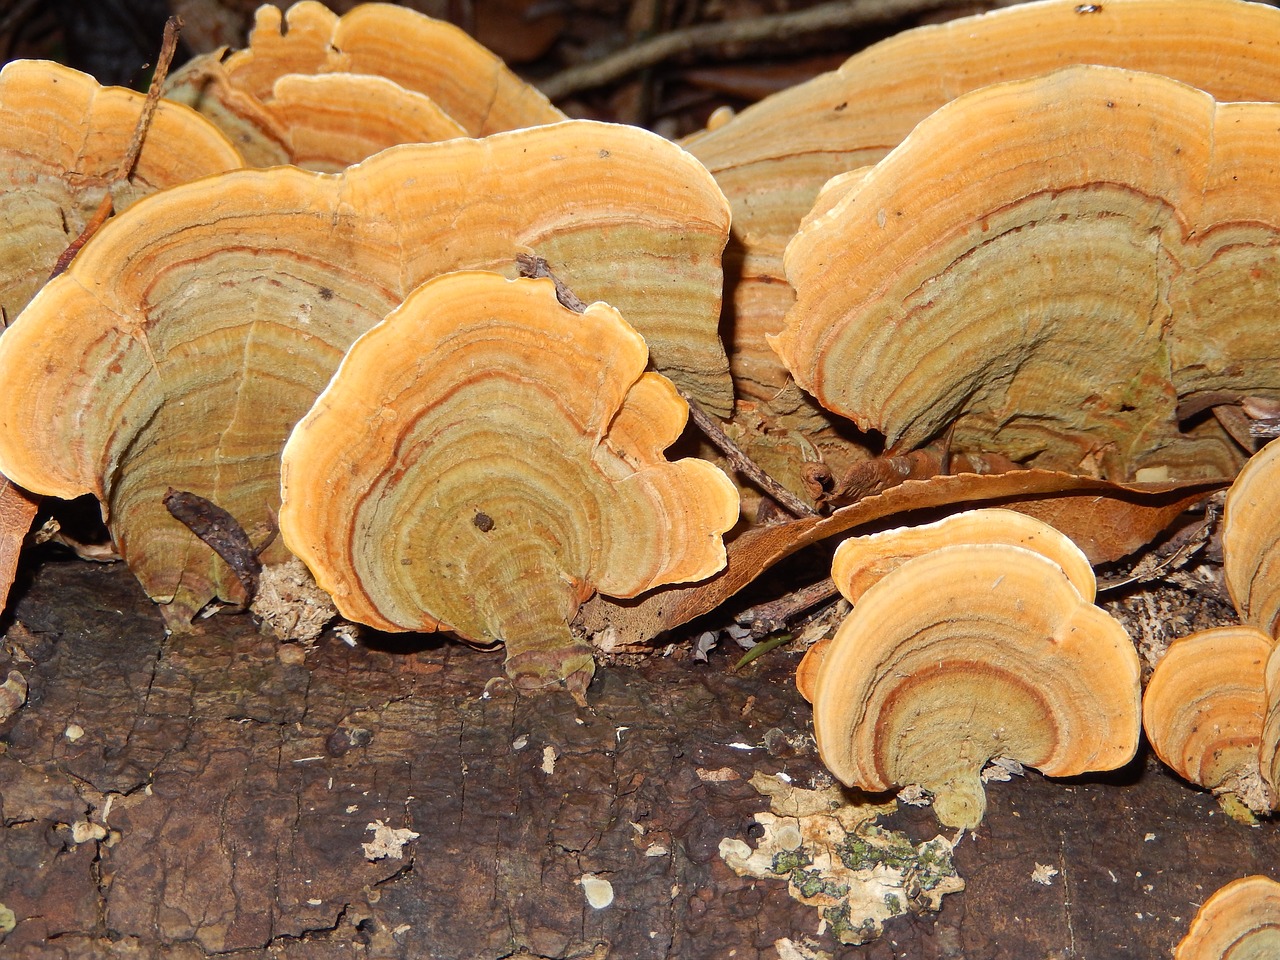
[1142,625,1277,812]
[686,0,1280,424]
[831,508,1095,607]
[775,64,1280,478]
[165,1,564,168]
[280,271,738,690]
[1175,875,1280,960]
[809,543,1139,828]
[0,121,731,619]
[1224,438,1280,636]
[0,59,242,322]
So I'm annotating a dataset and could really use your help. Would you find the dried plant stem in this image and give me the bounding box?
[50,16,182,280]
[680,393,818,518]
[735,576,839,636]
[540,0,960,99]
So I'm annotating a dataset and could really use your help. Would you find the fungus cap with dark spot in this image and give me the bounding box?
[279,271,739,692]
[0,120,731,621]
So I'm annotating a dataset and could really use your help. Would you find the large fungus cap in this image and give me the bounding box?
[0,59,242,321]
[775,64,1280,478]
[810,542,1140,829]
[165,1,564,168]
[280,271,738,691]
[1224,438,1280,636]
[0,121,731,620]
[1175,875,1280,960]
[1142,625,1277,812]
[686,0,1280,417]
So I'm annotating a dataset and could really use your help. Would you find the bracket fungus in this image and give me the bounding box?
[0,121,731,623]
[1224,438,1280,637]
[775,64,1280,479]
[1175,875,1280,960]
[165,1,564,168]
[683,0,1280,474]
[0,58,242,322]
[1142,625,1278,814]
[805,509,1140,828]
[279,271,738,693]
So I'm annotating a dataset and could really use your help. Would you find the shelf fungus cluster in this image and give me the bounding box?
[0,119,733,663]
[684,0,1280,484]
[280,271,738,695]
[798,509,1141,829]
[1142,439,1280,815]
[775,63,1280,480]
[164,1,564,169]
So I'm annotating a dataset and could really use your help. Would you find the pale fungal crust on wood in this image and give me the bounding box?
[1142,625,1278,814]
[809,532,1140,829]
[1175,875,1280,960]
[0,58,242,322]
[164,0,564,168]
[279,271,739,692]
[1224,438,1280,637]
[0,121,731,622]
[775,64,1280,478]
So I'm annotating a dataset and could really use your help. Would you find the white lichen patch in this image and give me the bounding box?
[580,873,614,909]
[719,773,963,946]
[252,558,338,644]
[1031,863,1059,885]
[362,820,419,861]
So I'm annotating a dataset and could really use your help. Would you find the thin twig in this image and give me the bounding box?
[680,391,818,518]
[734,576,838,637]
[49,16,182,280]
[540,0,961,99]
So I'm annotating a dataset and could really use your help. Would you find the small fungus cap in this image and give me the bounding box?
[830,507,1096,606]
[1224,438,1280,636]
[810,542,1139,829]
[1175,875,1280,960]
[1142,625,1276,811]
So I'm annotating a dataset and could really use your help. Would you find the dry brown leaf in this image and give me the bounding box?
[580,470,1222,646]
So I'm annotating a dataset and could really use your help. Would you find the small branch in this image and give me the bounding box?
[49,16,182,280]
[540,0,960,99]
[734,576,839,637]
[516,253,589,313]
[680,392,818,518]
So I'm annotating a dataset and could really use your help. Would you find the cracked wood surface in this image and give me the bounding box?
[2,558,1279,958]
